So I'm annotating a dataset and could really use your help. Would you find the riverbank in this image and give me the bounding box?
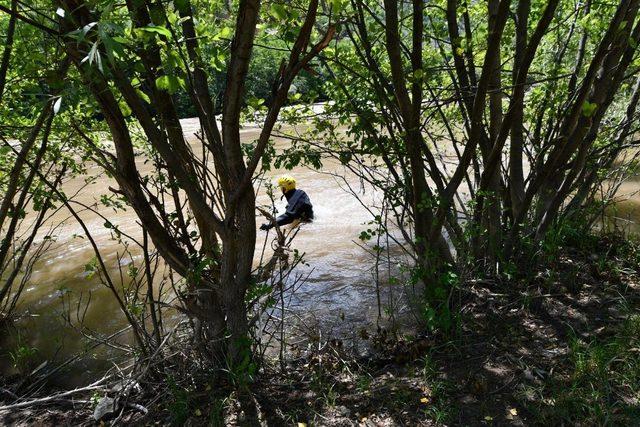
[2,231,639,425]
[250,232,640,425]
[0,118,379,384]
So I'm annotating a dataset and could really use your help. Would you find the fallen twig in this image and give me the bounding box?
[0,377,108,412]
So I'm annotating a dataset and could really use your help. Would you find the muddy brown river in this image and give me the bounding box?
[3,117,638,387]
[0,118,397,386]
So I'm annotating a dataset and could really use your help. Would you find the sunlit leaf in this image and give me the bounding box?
[139,25,172,38]
[216,27,233,40]
[270,4,287,20]
[81,22,98,37]
[155,75,183,94]
[53,97,62,115]
[136,88,151,104]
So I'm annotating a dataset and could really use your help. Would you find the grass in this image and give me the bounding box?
[418,354,453,423]
[166,376,193,425]
[8,332,38,374]
[523,314,640,425]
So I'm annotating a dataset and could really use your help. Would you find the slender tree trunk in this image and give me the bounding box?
[0,54,69,232]
[0,0,17,104]
[568,0,591,95]
[219,194,256,363]
[473,0,503,269]
[381,0,454,274]
[0,116,54,303]
[509,0,530,219]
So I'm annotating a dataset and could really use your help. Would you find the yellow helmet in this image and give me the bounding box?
[277,175,296,192]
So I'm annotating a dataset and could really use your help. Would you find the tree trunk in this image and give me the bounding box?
[0,0,17,103]
[509,0,529,219]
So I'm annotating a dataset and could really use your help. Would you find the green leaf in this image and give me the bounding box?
[216,27,234,40]
[119,100,132,117]
[211,48,226,71]
[139,25,172,38]
[136,88,151,104]
[167,10,179,25]
[339,150,352,164]
[112,36,131,45]
[102,34,126,63]
[331,0,344,13]
[155,75,183,94]
[270,4,287,20]
[581,101,598,118]
[84,257,98,279]
[247,96,264,108]
[174,0,188,10]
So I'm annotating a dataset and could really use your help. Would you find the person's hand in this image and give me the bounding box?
[260,223,271,231]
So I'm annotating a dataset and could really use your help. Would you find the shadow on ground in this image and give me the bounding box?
[253,235,640,426]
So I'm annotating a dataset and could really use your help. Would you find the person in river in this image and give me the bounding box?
[260,175,314,230]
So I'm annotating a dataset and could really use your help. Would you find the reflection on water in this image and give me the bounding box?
[0,119,391,387]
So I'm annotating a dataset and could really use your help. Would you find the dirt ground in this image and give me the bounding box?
[252,234,640,425]
[2,234,639,425]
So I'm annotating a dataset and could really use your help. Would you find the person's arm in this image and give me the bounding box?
[275,211,295,226]
[260,211,294,230]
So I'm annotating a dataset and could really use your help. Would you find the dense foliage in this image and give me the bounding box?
[274,0,640,328]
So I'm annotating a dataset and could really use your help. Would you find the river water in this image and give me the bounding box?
[4,117,638,387]
[0,118,401,386]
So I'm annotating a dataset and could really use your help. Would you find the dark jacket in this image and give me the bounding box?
[274,189,314,227]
